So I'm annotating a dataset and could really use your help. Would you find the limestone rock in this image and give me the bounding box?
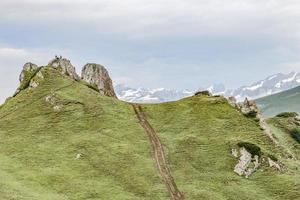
[268,157,282,171]
[228,96,237,108]
[237,98,259,117]
[234,147,260,178]
[48,57,79,80]
[19,62,39,83]
[231,148,238,158]
[81,63,117,98]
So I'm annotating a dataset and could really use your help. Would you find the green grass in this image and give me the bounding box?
[0,66,299,199]
[0,67,166,200]
[142,96,300,200]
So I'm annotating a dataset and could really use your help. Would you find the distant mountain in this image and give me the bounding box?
[230,72,300,101]
[116,72,300,103]
[115,84,194,103]
[256,86,300,117]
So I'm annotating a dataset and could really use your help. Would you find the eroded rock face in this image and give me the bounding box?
[237,98,259,117]
[48,58,79,80]
[228,96,237,108]
[19,62,39,83]
[81,63,117,98]
[233,147,260,178]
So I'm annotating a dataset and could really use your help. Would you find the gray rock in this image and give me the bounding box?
[268,157,282,171]
[237,98,259,117]
[234,147,260,178]
[228,96,237,108]
[81,63,117,98]
[48,57,79,80]
[19,62,39,83]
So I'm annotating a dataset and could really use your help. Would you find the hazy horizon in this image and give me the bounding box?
[1,0,300,103]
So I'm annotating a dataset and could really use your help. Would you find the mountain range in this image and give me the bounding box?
[116,72,300,103]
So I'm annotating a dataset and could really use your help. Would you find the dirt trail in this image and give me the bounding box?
[132,104,184,200]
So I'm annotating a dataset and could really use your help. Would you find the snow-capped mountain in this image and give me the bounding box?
[115,72,300,103]
[114,85,193,103]
[230,72,300,101]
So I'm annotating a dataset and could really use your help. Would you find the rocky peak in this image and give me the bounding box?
[48,57,79,80]
[81,63,117,98]
[19,62,39,83]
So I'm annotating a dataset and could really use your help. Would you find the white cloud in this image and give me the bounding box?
[1,0,300,39]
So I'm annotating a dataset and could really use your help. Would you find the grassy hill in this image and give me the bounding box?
[256,86,300,117]
[0,66,299,199]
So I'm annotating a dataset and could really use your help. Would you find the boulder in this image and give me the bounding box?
[48,57,79,80]
[81,63,117,98]
[234,147,260,178]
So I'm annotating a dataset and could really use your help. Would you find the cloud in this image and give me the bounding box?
[1,0,300,39]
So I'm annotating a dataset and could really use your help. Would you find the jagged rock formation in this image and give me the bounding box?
[48,58,79,80]
[15,62,43,95]
[19,63,39,83]
[81,63,117,98]
[238,98,259,117]
[14,57,118,99]
[233,147,260,178]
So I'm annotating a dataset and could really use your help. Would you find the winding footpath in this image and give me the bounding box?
[132,104,184,200]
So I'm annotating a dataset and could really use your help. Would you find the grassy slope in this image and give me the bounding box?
[0,67,299,199]
[143,96,300,200]
[0,67,167,200]
[267,117,300,159]
[256,86,300,117]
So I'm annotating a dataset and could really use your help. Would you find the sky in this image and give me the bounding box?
[1,0,300,103]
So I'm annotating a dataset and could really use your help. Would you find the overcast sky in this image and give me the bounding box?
[1,0,300,103]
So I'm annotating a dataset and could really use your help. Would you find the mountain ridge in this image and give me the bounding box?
[116,71,300,103]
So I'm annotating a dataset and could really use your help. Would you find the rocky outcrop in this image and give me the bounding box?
[268,157,282,171]
[15,62,43,95]
[19,62,39,83]
[81,63,117,98]
[233,147,260,178]
[227,96,237,108]
[237,98,259,117]
[48,57,79,80]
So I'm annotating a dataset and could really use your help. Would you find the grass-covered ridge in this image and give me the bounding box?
[256,86,300,117]
[0,66,299,199]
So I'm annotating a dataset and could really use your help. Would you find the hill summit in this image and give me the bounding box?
[14,57,116,99]
[0,58,299,200]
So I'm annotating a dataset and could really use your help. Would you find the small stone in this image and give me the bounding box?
[268,157,281,171]
[231,148,238,158]
[75,154,82,160]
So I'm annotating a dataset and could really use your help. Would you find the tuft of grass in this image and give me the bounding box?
[237,142,262,157]
[267,154,278,162]
[194,90,211,96]
[289,128,300,144]
[276,112,298,118]
[243,110,258,118]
